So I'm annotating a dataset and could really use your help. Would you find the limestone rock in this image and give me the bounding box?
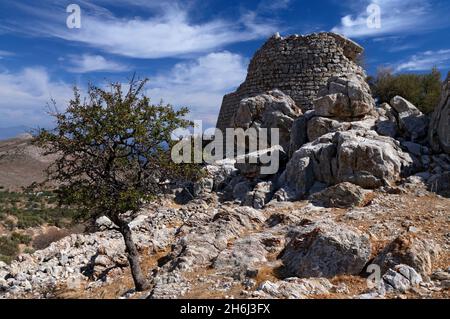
[234,145,287,178]
[232,90,302,152]
[390,96,428,141]
[193,177,214,196]
[277,155,314,200]
[233,181,253,203]
[310,182,373,208]
[427,171,450,196]
[287,130,414,190]
[213,236,268,280]
[95,216,116,231]
[256,277,333,299]
[429,74,450,154]
[307,116,376,141]
[382,264,422,293]
[401,141,428,157]
[245,181,274,209]
[307,116,351,141]
[373,234,441,276]
[157,206,266,275]
[313,75,375,118]
[334,130,414,188]
[289,110,315,157]
[375,103,399,138]
[204,159,238,191]
[281,221,371,278]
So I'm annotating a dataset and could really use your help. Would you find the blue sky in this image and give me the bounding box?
[0,0,449,138]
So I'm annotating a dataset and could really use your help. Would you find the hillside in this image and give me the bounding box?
[0,134,56,191]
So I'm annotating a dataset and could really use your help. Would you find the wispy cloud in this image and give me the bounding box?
[0,50,15,59]
[4,1,277,59]
[258,0,292,11]
[395,49,450,72]
[147,51,248,127]
[332,0,446,38]
[62,54,128,73]
[0,67,72,128]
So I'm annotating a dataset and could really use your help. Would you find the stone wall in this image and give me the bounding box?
[216,32,365,131]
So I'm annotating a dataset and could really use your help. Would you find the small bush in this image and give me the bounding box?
[369,67,442,114]
[0,236,19,260]
[0,232,32,263]
[23,247,35,254]
[32,228,70,250]
[10,232,32,245]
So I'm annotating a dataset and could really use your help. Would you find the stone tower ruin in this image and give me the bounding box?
[216,32,365,131]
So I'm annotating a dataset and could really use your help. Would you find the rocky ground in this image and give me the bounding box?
[0,176,448,299]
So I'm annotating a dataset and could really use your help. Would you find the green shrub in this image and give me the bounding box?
[0,236,19,259]
[0,190,80,230]
[10,232,32,245]
[23,247,35,254]
[0,254,13,264]
[0,232,33,264]
[369,67,442,114]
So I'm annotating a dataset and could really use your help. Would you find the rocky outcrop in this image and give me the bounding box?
[232,90,302,152]
[382,264,423,293]
[313,75,375,118]
[213,32,445,209]
[288,110,315,157]
[254,277,333,299]
[234,145,287,178]
[309,182,373,208]
[291,75,377,150]
[429,74,450,154]
[212,235,269,280]
[375,103,399,138]
[204,159,238,191]
[278,130,414,199]
[373,234,441,276]
[281,221,371,278]
[307,115,376,142]
[390,96,428,142]
[277,155,314,200]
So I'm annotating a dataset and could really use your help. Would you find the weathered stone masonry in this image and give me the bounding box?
[216,32,365,131]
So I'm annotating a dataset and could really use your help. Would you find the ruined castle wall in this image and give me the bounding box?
[216,32,365,131]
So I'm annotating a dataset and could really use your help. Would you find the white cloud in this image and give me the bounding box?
[395,49,450,72]
[8,1,277,59]
[147,51,248,127]
[0,50,14,59]
[63,54,128,73]
[331,0,443,38]
[0,52,247,130]
[0,67,72,128]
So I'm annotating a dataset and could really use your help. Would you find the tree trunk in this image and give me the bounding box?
[118,221,150,291]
